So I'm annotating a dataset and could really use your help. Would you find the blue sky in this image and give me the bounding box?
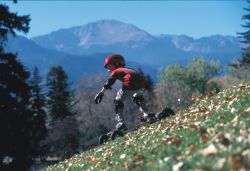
[2,1,248,39]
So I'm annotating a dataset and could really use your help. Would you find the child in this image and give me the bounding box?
[94,54,155,131]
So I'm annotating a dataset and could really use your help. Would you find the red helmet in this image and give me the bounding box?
[104,54,125,68]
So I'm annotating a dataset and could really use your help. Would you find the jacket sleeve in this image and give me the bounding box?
[103,77,116,89]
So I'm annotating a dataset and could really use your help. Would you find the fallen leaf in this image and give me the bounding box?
[198,108,206,114]
[190,143,197,151]
[173,162,184,171]
[242,149,250,168]
[231,153,244,170]
[190,124,199,130]
[201,135,209,143]
[231,116,239,127]
[218,133,231,146]
[164,136,182,146]
[120,154,126,159]
[245,107,250,112]
[231,107,236,113]
[87,156,97,163]
[200,144,218,156]
[216,158,226,169]
[164,136,175,144]
[132,154,146,162]
[199,127,208,136]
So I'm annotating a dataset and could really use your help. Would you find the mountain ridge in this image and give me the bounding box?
[4,19,242,82]
[30,19,241,66]
[31,19,153,51]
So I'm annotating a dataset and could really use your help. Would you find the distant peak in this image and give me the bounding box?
[89,19,126,24]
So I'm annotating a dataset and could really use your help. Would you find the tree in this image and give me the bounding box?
[185,58,220,94]
[46,66,80,159]
[0,5,29,52]
[29,67,47,159]
[46,66,78,121]
[230,0,250,79]
[238,0,250,66]
[158,58,220,110]
[0,4,33,171]
[0,53,33,171]
[158,63,192,110]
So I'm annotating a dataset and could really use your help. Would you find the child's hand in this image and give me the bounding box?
[95,92,104,104]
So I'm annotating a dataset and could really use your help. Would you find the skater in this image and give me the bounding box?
[94,54,155,131]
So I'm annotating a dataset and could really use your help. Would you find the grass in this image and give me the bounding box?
[43,81,250,171]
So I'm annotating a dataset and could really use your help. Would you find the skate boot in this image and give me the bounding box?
[116,122,127,131]
[141,113,156,123]
[115,113,127,131]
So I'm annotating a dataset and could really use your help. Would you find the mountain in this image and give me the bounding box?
[4,34,157,82]
[4,19,242,82]
[31,19,242,66]
[31,20,153,52]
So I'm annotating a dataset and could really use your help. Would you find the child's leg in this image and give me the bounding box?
[132,89,150,117]
[114,89,132,130]
[114,99,124,123]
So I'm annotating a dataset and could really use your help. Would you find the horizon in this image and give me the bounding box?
[1,1,248,39]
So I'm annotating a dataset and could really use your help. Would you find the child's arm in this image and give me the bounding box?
[94,77,116,104]
[100,86,106,94]
[94,90,104,104]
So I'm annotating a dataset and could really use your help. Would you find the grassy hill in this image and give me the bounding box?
[44,81,250,171]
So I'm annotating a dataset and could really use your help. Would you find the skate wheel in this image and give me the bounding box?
[163,107,175,116]
[155,112,165,120]
[110,130,123,140]
[157,107,175,120]
[99,134,110,145]
[148,117,157,124]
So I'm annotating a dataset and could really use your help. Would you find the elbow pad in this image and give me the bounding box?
[103,77,116,89]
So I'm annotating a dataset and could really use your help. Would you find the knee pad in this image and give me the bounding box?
[132,95,144,107]
[114,100,124,113]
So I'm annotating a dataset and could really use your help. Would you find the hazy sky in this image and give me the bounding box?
[1,1,248,39]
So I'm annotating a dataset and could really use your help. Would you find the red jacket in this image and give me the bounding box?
[104,67,145,90]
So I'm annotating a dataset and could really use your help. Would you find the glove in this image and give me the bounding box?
[95,92,104,104]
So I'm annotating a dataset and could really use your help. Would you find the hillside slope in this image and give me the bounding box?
[44,81,250,171]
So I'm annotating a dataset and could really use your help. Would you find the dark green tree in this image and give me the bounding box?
[238,1,250,65]
[230,1,250,79]
[46,66,80,159]
[29,67,47,159]
[0,5,29,52]
[0,4,33,171]
[0,53,33,171]
[46,66,78,122]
